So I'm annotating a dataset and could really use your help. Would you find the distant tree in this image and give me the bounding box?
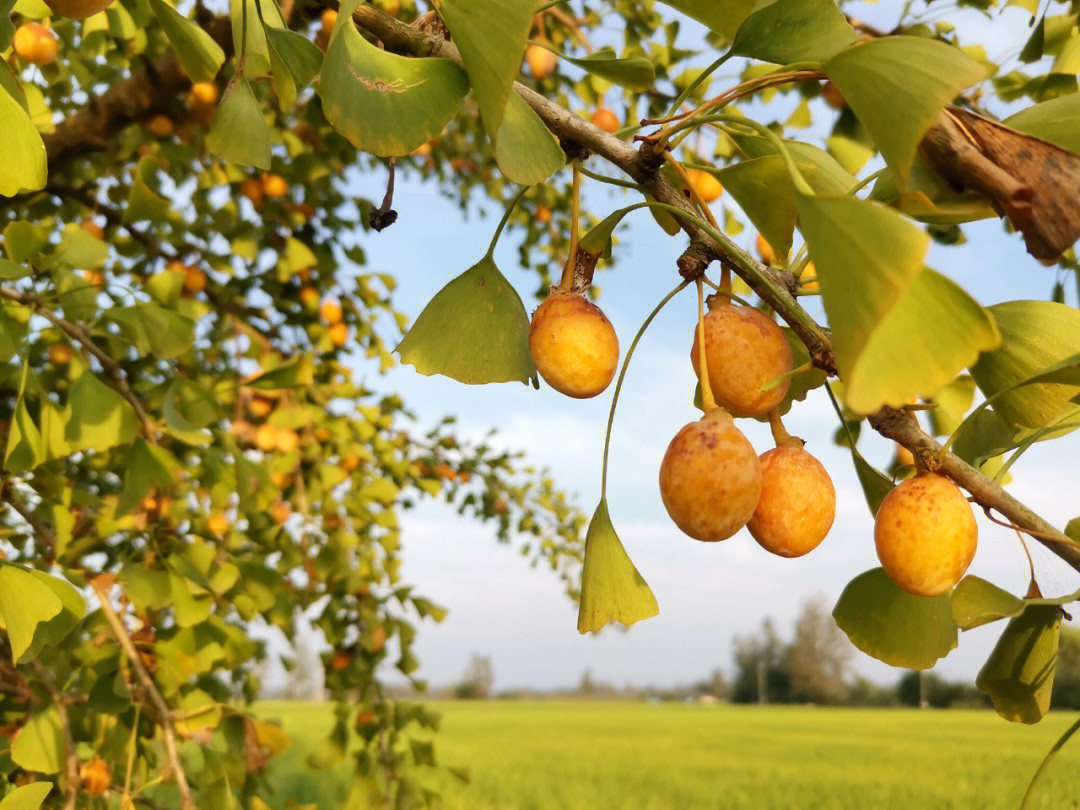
[896,671,987,708]
[455,653,495,699]
[732,619,790,704]
[694,668,727,700]
[785,597,852,704]
[286,627,326,701]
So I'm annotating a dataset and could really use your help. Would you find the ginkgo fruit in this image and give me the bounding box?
[321,8,337,29]
[147,115,174,137]
[263,173,289,198]
[686,169,722,203]
[822,81,846,110]
[13,23,58,66]
[182,264,206,293]
[270,501,290,524]
[275,427,300,454]
[525,44,557,80]
[299,285,320,309]
[207,512,230,537]
[45,0,114,18]
[255,423,278,452]
[79,756,111,796]
[536,205,552,224]
[321,299,343,324]
[800,260,820,291]
[248,397,272,418]
[590,107,620,134]
[874,472,977,597]
[756,233,781,265]
[690,299,793,417]
[895,443,916,468]
[748,445,835,557]
[659,409,762,542]
[528,292,619,399]
[80,221,105,240]
[329,321,349,347]
[48,343,73,365]
[241,178,265,207]
[188,81,219,106]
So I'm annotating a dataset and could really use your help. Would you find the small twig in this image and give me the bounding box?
[369,158,398,232]
[91,578,196,810]
[0,482,58,564]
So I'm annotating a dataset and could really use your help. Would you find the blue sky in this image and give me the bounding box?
[344,2,1080,692]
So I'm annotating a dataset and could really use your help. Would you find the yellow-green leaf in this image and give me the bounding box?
[658,0,755,40]
[0,84,46,198]
[207,78,272,170]
[493,92,565,186]
[951,576,1024,631]
[0,782,54,810]
[731,0,856,65]
[10,707,64,774]
[977,604,1062,724]
[148,0,225,82]
[1006,92,1080,158]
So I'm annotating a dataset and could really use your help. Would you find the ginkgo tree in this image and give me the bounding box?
[3,0,1080,806]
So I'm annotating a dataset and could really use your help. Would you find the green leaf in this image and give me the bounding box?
[950,403,1079,468]
[0,0,14,51]
[717,156,807,260]
[0,783,54,810]
[5,391,44,473]
[125,156,170,222]
[833,568,957,669]
[118,438,180,515]
[951,576,1024,630]
[46,223,108,270]
[927,375,977,437]
[658,0,755,39]
[799,195,998,413]
[871,155,998,226]
[0,84,47,198]
[730,0,857,65]
[397,254,536,386]
[247,356,314,389]
[206,78,272,170]
[729,132,857,196]
[319,0,468,157]
[970,301,1080,429]
[559,49,655,91]
[493,92,565,186]
[65,371,139,454]
[137,302,195,359]
[977,604,1062,724]
[1006,93,1080,154]
[4,221,49,263]
[230,0,272,77]
[10,708,63,774]
[19,569,84,662]
[822,37,987,181]
[577,499,659,633]
[438,0,535,141]
[264,24,323,110]
[851,446,894,516]
[148,0,225,82]
[0,564,63,663]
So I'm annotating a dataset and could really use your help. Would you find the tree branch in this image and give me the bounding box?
[0,481,58,564]
[91,577,196,810]
[350,5,1080,573]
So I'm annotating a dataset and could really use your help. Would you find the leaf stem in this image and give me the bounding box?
[1021,715,1080,810]
[601,279,690,497]
[695,279,718,413]
[558,162,582,291]
[665,52,731,118]
[484,185,530,259]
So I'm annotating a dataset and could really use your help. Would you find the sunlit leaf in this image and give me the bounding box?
[207,78,272,170]
[0,83,47,198]
[657,0,755,39]
[265,24,323,110]
[718,155,808,260]
[0,564,63,664]
[730,0,856,65]
[951,576,1024,630]
[493,92,565,186]
[64,371,139,453]
[559,49,655,91]
[125,156,170,222]
[977,604,1062,724]
[1006,92,1080,154]
[833,568,957,669]
[823,37,987,180]
[319,0,468,157]
[0,782,54,810]
[577,499,659,633]
[148,0,225,82]
[396,254,536,386]
[10,707,63,774]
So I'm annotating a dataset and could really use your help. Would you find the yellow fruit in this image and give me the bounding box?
[262,173,289,198]
[525,44,557,80]
[341,454,361,472]
[275,427,300,454]
[800,260,820,291]
[81,269,105,288]
[241,178,265,207]
[13,24,58,66]
[207,512,230,537]
[822,81,846,110]
[690,301,793,417]
[590,107,620,134]
[377,0,400,15]
[182,265,206,293]
[536,205,552,224]
[757,233,782,265]
[147,115,174,138]
[411,141,433,158]
[270,470,291,489]
[528,292,619,399]
[48,343,72,365]
[79,756,111,796]
[255,423,278,452]
[270,501,290,524]
[687,169,723,203]
[329,321,349,347]
[321,8,338,29]
[320,299,343,324]
[248,397,272,418]
[659,409,762,542]
[874,472,977,597]
[188,81,219,106]
[748,446,835,557]
[80,221,105,240]
[299,286,320,309]
[44,0,114,17]
[895,443,916,468]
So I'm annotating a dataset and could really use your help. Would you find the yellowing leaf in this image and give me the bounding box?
[0,84,46,197]
[10,707,64,774]
[577,500,659,634]
[0,782,54,810]
[977,604,1062,724]
[148,0,225,82]
[207,78,272,170]
[0,564,63,663]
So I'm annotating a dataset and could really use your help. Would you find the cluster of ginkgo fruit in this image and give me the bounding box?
[528,227,979,598]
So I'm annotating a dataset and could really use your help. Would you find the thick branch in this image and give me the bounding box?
[0,481,58,564]
[91,578,196,810]
[352,6,1080,573]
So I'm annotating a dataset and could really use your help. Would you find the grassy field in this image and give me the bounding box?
[257,701,1080,809]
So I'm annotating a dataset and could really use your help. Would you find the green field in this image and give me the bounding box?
[257,701,1080,809]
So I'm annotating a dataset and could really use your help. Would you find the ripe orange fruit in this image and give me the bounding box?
[686,169,723,203]
[529,292,619,399]
[690,300,793,417]
[270,501,290,524]
[659,409,762,542]
[371,625,387,652]
[81,269,105,288]
[320,299,343,324]
[329,321,349,347]
[800,260,820,291]
[525,44,557,80]
[80,221,105,240]
[255,423,278,452]
[331,651,352,671]
[536,205,552,225]
[321,8,337,29]
[748,446,835,557]
[275,427,300,454]
[44,0,115,17]
[182,265,206,293]
[262,173,289,198]
[590,107,620,134]
[895,443,916,468]
[822,81,846,110]
[299,286,320,309]
[341,455,361,472]
[48,343,73,365]
[207,512,230,537]
[241,178,265,207]
[13,23,58,66]
[79,756,111,796]
[188,81,219,106]
[146,115,174,138]
[756,233,782,265]
[875,472,977,597]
